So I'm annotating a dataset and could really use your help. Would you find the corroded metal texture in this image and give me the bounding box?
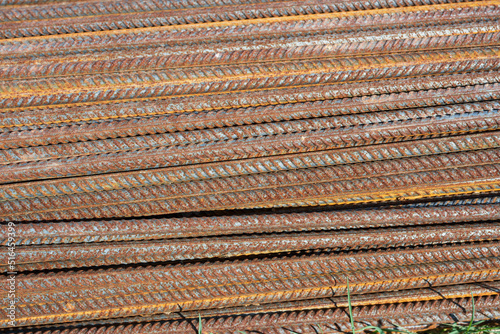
[8,222,500,270]
[4,242,500,326]
[3,201,499,245]
[9,282,500,333]
[1,0,500,332]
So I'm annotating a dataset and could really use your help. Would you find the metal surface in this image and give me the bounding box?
[6,158,500,220]
[3,71,499,129]
[9,283,500,333]
[3,107,500,184]
[1,201,498,245]
[7,222,500,271]
[1,82,499,148]
[3,242,500,327]
[2,130,499,203]
[1,0,500,332]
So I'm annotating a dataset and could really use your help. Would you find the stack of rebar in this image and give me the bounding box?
[1,0,500,332]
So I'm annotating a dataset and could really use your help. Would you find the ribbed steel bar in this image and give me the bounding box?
[2,100,498,164]
[0,0,488,40]
[0,0,480,20]
[2,8,498,79]
[22,294,496,334]
[1,47,499,109]
[0,0,298,25]
[2,201,499,246]
[2,131,499,202]
[2,106,499,184]
[3,0,500,331]
[0,0,377,39]
[15,282,499,333]
[7,166,500,220]
[405,197,500,207]
[24,281,498,329]
[7,222,500,271]
[11,242,499,293]
[2,2,494,56]
[3,146,500,216]
[3,25,498,85]
[3,242,500,327]
[3,70,498,129]
[4,143,500,220]
[1,83,498,149]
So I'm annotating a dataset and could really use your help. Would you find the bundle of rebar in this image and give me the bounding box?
[1,0,500,332]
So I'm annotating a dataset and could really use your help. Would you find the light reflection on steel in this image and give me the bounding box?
[1,0,500,331]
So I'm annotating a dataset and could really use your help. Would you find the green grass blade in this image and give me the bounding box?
[347,277,356,334]
[357,325,384,334]
[465,294,475,334]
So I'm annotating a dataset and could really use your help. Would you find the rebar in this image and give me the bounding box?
[7,222,500,271]
[3,107,500,184]
[1,83,499,149]
[2,131,499,202]
[5,151,500,220]
[11,283,499,334]
[3,242,500,327]
[3,100,500,164]
[5,200,500,246]
[3,71,499,129]
[2,0,500,331]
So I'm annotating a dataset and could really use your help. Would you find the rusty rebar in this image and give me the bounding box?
[3,70,498,129]
[2,107,499,184]
[7,221,500,271]
[5,148,500,220]
[3,0,500,331]
[2,197,499,245]
[2,6,498,80]
[1,83,498,149]
[2,2,495,54]
[2,131,499,202]
[23,281,498,328]
[3,242,500,327]
[13,282,500,333]
[2,47,499,110]
[29,294,496,334]
[1,0,493,41]
[2,100,499,164]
